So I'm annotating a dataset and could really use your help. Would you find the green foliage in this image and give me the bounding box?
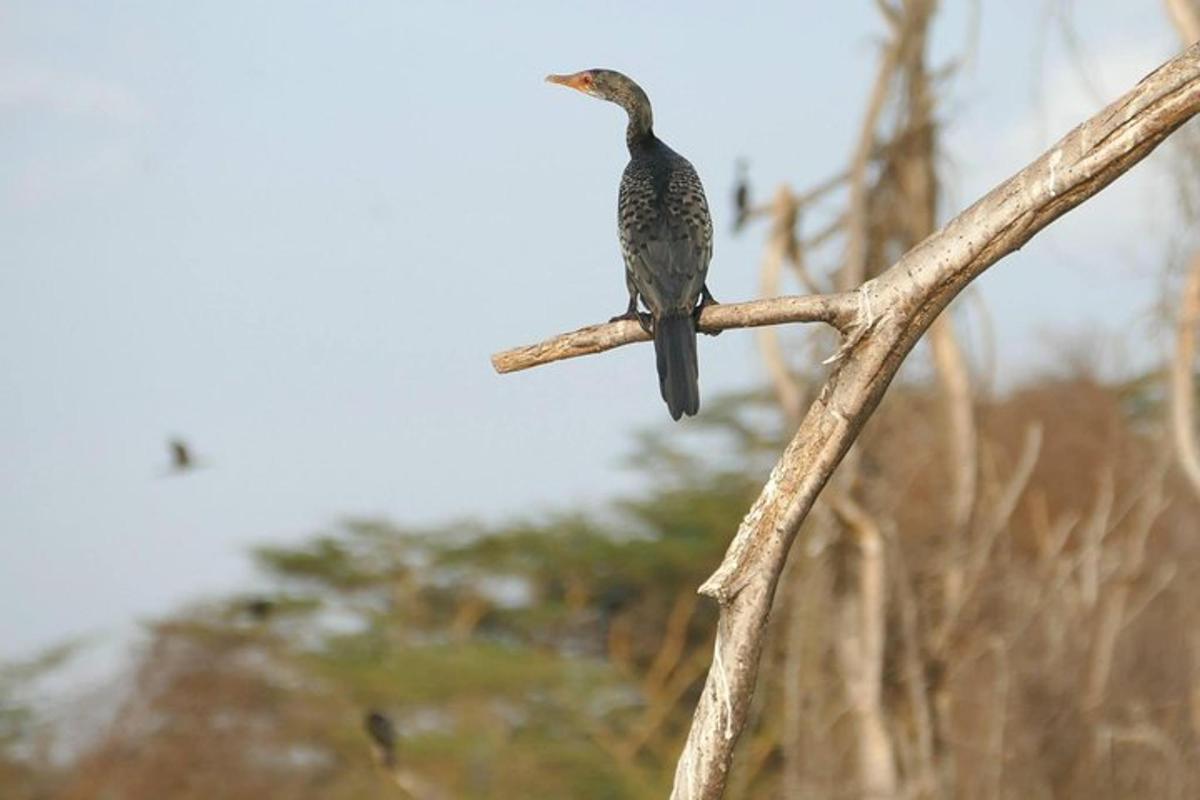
[0,641,80,798]
[50,402,775,799]
[0,640,80,746]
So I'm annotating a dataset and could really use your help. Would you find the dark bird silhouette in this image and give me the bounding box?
[364,709,397,768]
[163,436,211,476]
[547,68,715,420]
[244,597,275,622]
[733,159,751,232]
[169,438,192,471]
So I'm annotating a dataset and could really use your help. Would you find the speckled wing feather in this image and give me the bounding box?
[618,140,712,315]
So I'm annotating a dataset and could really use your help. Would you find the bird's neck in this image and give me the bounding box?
[626,119,655,152]
[617,85,654,153]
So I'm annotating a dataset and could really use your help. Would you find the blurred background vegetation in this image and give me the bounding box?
[5,1,1200,799]
[6,371,1200,799]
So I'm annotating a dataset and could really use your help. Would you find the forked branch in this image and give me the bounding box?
[491,292,857,374]
[490,42,1200,800]
[671,42,1200,800]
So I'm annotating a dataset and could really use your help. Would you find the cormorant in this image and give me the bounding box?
[547,69,715,420]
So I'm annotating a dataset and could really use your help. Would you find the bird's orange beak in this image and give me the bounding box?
[545,72,593,93]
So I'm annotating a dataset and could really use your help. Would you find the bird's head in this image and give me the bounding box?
[546,69,653,138]
[547,68,650,108]
[545,69,612,100]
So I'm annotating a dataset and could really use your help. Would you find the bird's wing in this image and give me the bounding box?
[619,157,712,315]
[628,236,707,314]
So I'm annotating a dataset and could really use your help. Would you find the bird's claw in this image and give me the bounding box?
[611,309,654,335]
[695,287,721,335]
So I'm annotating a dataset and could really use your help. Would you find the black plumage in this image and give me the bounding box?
[733,159,751,232]
[547,69,715,420]
[243,597,275,622]
[364,709,397,768]
[168,438,193,472]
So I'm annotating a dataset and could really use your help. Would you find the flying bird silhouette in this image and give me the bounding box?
[170,439,191,469]
[167,438,194,474]
[547,68,716,420]
[162,437,209,477]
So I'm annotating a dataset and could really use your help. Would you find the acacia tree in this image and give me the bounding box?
[495,23,1200,799]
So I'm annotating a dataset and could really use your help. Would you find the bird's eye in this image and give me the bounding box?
[581,74,594,88]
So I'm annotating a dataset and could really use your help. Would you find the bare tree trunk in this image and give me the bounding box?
[1166,0,1200,42]
[669,46,1200,800]
[1170,252,1200,498]
[832,497,898,799]
[891,540,940,799]
[779,536,831,800]
[758,187,807,425]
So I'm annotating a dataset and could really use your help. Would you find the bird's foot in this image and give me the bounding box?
[609,309,639,324]
[695,287,721,335]
[610,308,654,335]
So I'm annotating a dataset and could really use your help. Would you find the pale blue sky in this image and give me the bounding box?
[0,2,1187,669]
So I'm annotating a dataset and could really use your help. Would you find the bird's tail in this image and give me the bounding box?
[653,312,700,420]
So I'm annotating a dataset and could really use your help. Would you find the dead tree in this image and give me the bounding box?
[1167,1,1200,499]
[493,43,1200,800]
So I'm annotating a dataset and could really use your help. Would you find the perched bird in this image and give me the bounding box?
[364,709,397,768]
[732,159,751,232]
[243,597,275,622]
[547,69,715,420]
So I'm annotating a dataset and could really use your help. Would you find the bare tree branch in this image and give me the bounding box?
[1083,470,1168,708]
[890,535,940,799]
[1171,253,1200,497]
[490,293,856,374]
[757,187,808,424]
[1079,465,1115,611]
[667,45,1200,800]
[933,424,1042,654]
[842,29,902,292]
[1166,0,1200,43]
[931,316,978,609]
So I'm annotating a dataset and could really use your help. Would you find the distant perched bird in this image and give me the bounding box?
[244,597,275,622]
[547,69,715,420]
[364,709,397,769]
[732,159,751,232]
